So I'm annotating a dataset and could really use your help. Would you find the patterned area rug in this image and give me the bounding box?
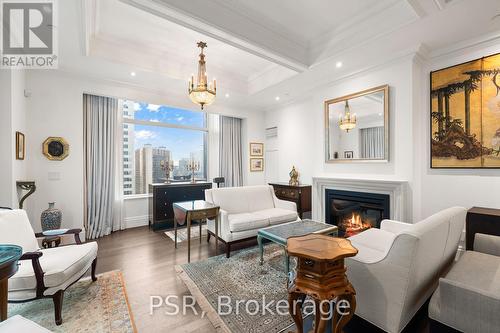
[176,244,295,333]
[8,270,136,333]
[165,224,207,243]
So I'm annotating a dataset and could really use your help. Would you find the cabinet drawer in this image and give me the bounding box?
[275,189,299,200]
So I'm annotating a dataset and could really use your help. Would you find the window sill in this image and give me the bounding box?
[123,194,152,200]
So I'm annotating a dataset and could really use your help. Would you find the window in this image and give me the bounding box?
[120,100,208,195]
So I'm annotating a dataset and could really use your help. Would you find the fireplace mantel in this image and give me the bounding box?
[312,176,410,223]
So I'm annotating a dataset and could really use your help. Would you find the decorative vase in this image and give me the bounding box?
[41,202,62,231]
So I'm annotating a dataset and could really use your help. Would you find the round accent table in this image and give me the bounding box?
[0,245,22,322]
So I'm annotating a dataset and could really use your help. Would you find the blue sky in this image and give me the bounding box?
[128,102,206,163]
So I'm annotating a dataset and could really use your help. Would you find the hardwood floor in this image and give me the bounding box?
[96,226,430,333]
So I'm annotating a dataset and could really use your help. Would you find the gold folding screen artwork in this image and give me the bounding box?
[430,53,500,168]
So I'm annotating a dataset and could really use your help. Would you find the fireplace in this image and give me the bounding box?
[325,189,390,237]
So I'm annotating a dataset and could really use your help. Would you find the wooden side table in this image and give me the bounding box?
[0,245,22,322]
[173,200,220,263]
[286,234,358,333]
[466,207,500,250]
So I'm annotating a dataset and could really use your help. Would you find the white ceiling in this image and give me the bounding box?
[53,0,500,112]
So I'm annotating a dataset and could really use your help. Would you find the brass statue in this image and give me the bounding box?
[289,166,299,186]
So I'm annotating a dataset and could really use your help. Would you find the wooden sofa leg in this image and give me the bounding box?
[226,243,231,258]
[53,290,64,325]
[91,258,98,282]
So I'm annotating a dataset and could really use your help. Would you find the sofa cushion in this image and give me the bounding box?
[9,242,98,291]
[210,185,275,214]
[254,208,297,226]
[228,213,269,233]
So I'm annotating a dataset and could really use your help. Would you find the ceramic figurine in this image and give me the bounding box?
[289,166,299,186]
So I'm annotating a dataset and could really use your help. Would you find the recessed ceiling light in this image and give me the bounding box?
[336,61,343,68]
[225,93,230,98]
[275,96,280,101]
[378,113,383,116]
[130,72,136,77]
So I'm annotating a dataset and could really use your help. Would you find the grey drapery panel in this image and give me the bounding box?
[83,94,119,239]
[219,116,243,187]
[360,126,384,159]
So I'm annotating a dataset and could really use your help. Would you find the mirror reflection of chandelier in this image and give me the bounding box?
[189,41,216,110]
[338,100,357,132]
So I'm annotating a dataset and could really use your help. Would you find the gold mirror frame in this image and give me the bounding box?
[324,85,390,163]
[43,137,70,161]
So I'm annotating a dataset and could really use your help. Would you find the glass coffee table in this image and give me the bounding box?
[257,220,338,275]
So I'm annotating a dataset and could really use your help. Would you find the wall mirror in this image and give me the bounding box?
[325,85,389,162]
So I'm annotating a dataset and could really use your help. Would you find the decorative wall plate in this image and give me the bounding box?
[43,137,69,161]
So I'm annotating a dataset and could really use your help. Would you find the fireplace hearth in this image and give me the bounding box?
[325,189,390,238]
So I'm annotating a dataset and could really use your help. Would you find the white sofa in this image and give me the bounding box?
[345,206,467,333]
[205,185,300,257]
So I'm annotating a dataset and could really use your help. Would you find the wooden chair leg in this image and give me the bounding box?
[226,243,231,258]
[53,290,64,325]
[207,232,211,243]
[91,258,97,282]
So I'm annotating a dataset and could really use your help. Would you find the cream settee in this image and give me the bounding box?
[205,185,300,257]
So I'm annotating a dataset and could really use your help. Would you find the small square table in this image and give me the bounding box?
[257,220,338,275]
[173,200,220,263]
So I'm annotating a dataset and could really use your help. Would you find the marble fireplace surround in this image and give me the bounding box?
[312,176,410,224]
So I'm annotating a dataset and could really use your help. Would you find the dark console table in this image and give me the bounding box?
[269,183,312,219]
[149,182,212,230]
[466,207,500,250]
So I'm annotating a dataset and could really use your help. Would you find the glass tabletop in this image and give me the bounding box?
[173,200,219,212]
[258,219,338,245]
[0,245,23,265]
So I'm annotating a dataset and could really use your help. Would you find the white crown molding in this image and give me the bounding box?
[428,31,500,60]
[119,0,308,72]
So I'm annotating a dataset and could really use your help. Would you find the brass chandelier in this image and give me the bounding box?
[338,100,357,132]
[189,41,216,110]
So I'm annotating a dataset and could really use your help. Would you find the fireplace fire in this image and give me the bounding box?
[325,189,390,238]
[341,212,373,237]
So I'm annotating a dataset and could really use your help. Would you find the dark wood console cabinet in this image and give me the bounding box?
[269,183,312,219]
[148,182,212,230]
[466,207,500,250]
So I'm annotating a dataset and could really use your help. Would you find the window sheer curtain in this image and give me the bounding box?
[360,126,384,159]
[219,116,243,187]
[83,94,123,239]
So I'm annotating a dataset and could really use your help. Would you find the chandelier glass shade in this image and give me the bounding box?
[338,100,357,132]
[189,41,216,110]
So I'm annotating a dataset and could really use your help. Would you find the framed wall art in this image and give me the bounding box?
[250,142,264,156]
[16,131,25,160]
[43,137,70,161]
[250,158,264,172]
[430,53,500,168]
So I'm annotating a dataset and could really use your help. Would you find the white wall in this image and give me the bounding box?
[265,57,414,185]
[416,43,500,220]
[23,71,265,232]
[265,42,500,222]
[0,69,28,209]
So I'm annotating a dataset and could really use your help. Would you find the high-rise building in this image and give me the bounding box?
[135,144,152,194]
[152,147,171,183]
[122,100,135,195]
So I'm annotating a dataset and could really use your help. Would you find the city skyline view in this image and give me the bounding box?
[121,100,207,195]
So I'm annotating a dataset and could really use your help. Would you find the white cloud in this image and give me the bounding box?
[149,119,159,122]
[176,117,184,122]
[135,130,156,140]
[133,102,141,111]
[147,104,161,112]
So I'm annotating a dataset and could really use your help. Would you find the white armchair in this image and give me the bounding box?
[345,206,467,333]
[0,209,98,325]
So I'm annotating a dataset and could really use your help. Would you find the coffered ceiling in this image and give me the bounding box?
[55,0,500,111]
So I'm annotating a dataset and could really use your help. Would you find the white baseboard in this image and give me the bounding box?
[124,215,149,229]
